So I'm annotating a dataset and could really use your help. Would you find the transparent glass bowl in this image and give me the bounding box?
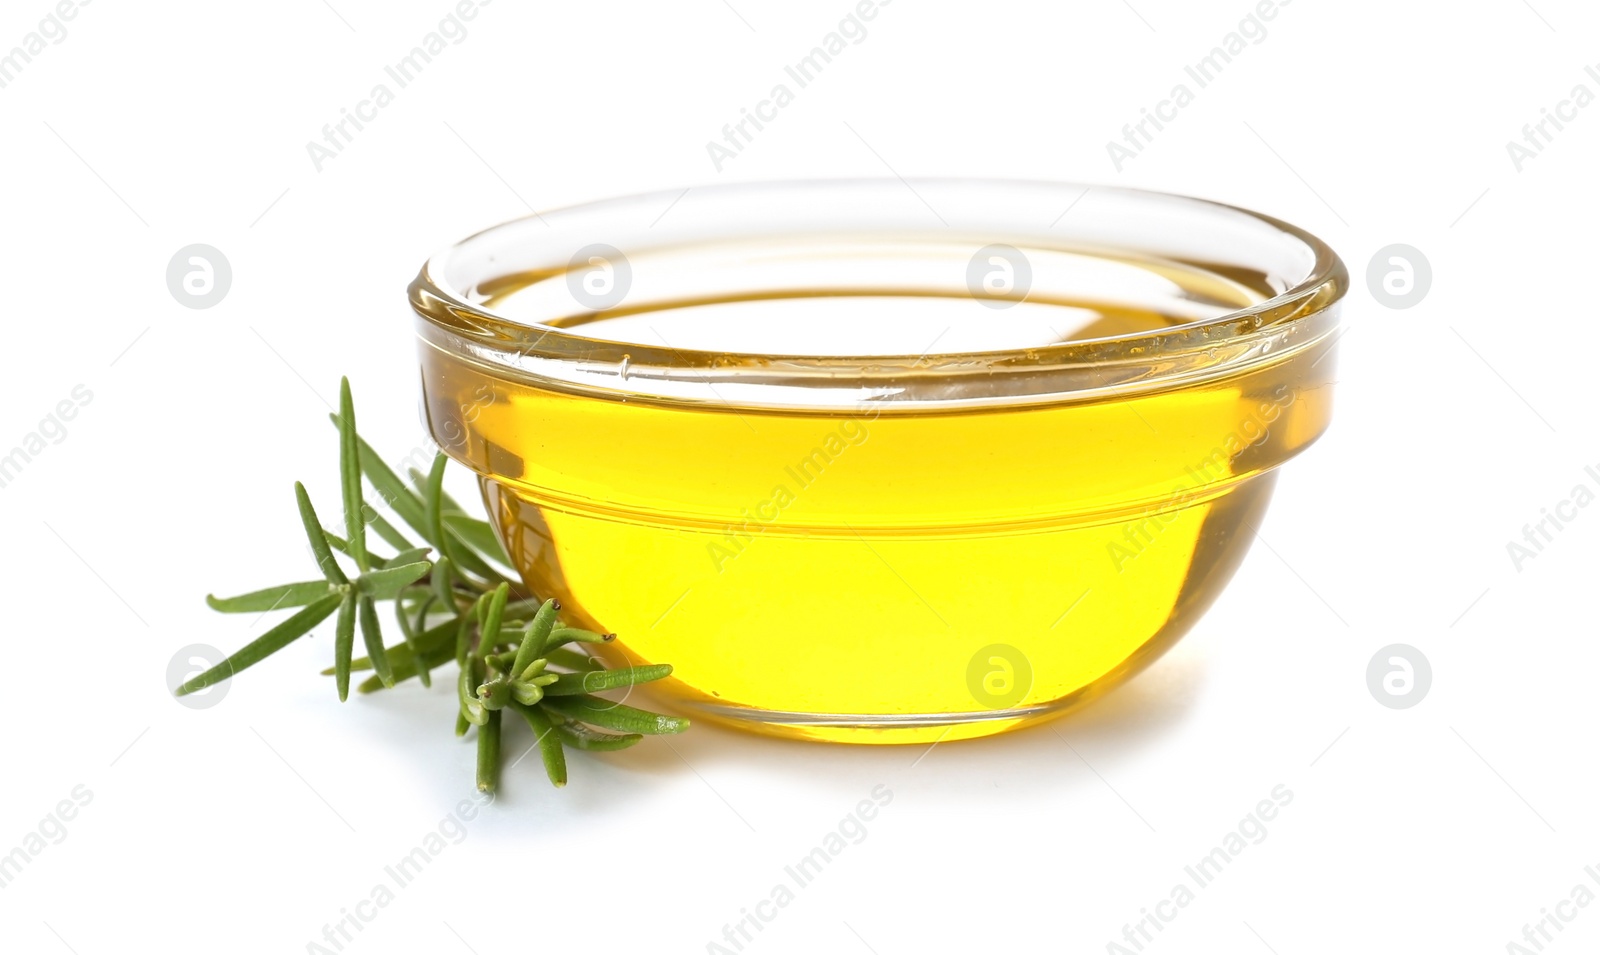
[408,180,1345,744]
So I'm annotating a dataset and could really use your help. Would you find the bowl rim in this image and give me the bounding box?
[408,178,1347,406]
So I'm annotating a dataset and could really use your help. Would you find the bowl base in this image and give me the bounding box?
[670,664,1147,744]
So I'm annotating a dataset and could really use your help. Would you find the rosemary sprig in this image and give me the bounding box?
[174,378,687,793]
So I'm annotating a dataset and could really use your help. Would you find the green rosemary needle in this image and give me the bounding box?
[175,378,687,793]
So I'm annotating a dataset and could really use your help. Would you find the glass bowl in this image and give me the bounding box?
[408,179,1345,744]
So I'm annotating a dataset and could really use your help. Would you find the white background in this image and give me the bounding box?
[1,1,1596,952]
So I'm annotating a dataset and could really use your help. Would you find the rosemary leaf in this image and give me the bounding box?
[455,612,473,668]
[325,531,421,573]
[440,532,503,585]
[543,647,605,672]
[355,561,431,600]
[515,703,567,786]
[295,483,348,586]
[338,438,502,589]
[412,465,465,514]
[336,617,455,674]
[386,546,433,568]
[334,421,433,539]
[334,591,357,701]
[358,595,393,688]
[498,598,544,621]
[541,665,673,697]
[554,720,644,752]
[177,592,343,696]
[358,642,455,694]
[476,709,502,794]
[418,453,506,586]
[432,555,459,617]
[424,453,449,551]
[541,695,690,736]
[478,583,510,658]
[338,377,370,572]
[458,658,489,726]
[365,506,413,553]
[545,626,615,650]
[396,595,435,688]
[513,599,560,678]
[442,512,514,569]
[206,580,335,613]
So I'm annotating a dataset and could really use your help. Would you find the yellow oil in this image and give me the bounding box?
[418,272,1336,743]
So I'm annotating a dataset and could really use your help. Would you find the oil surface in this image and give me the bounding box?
[418,270,1336,742]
